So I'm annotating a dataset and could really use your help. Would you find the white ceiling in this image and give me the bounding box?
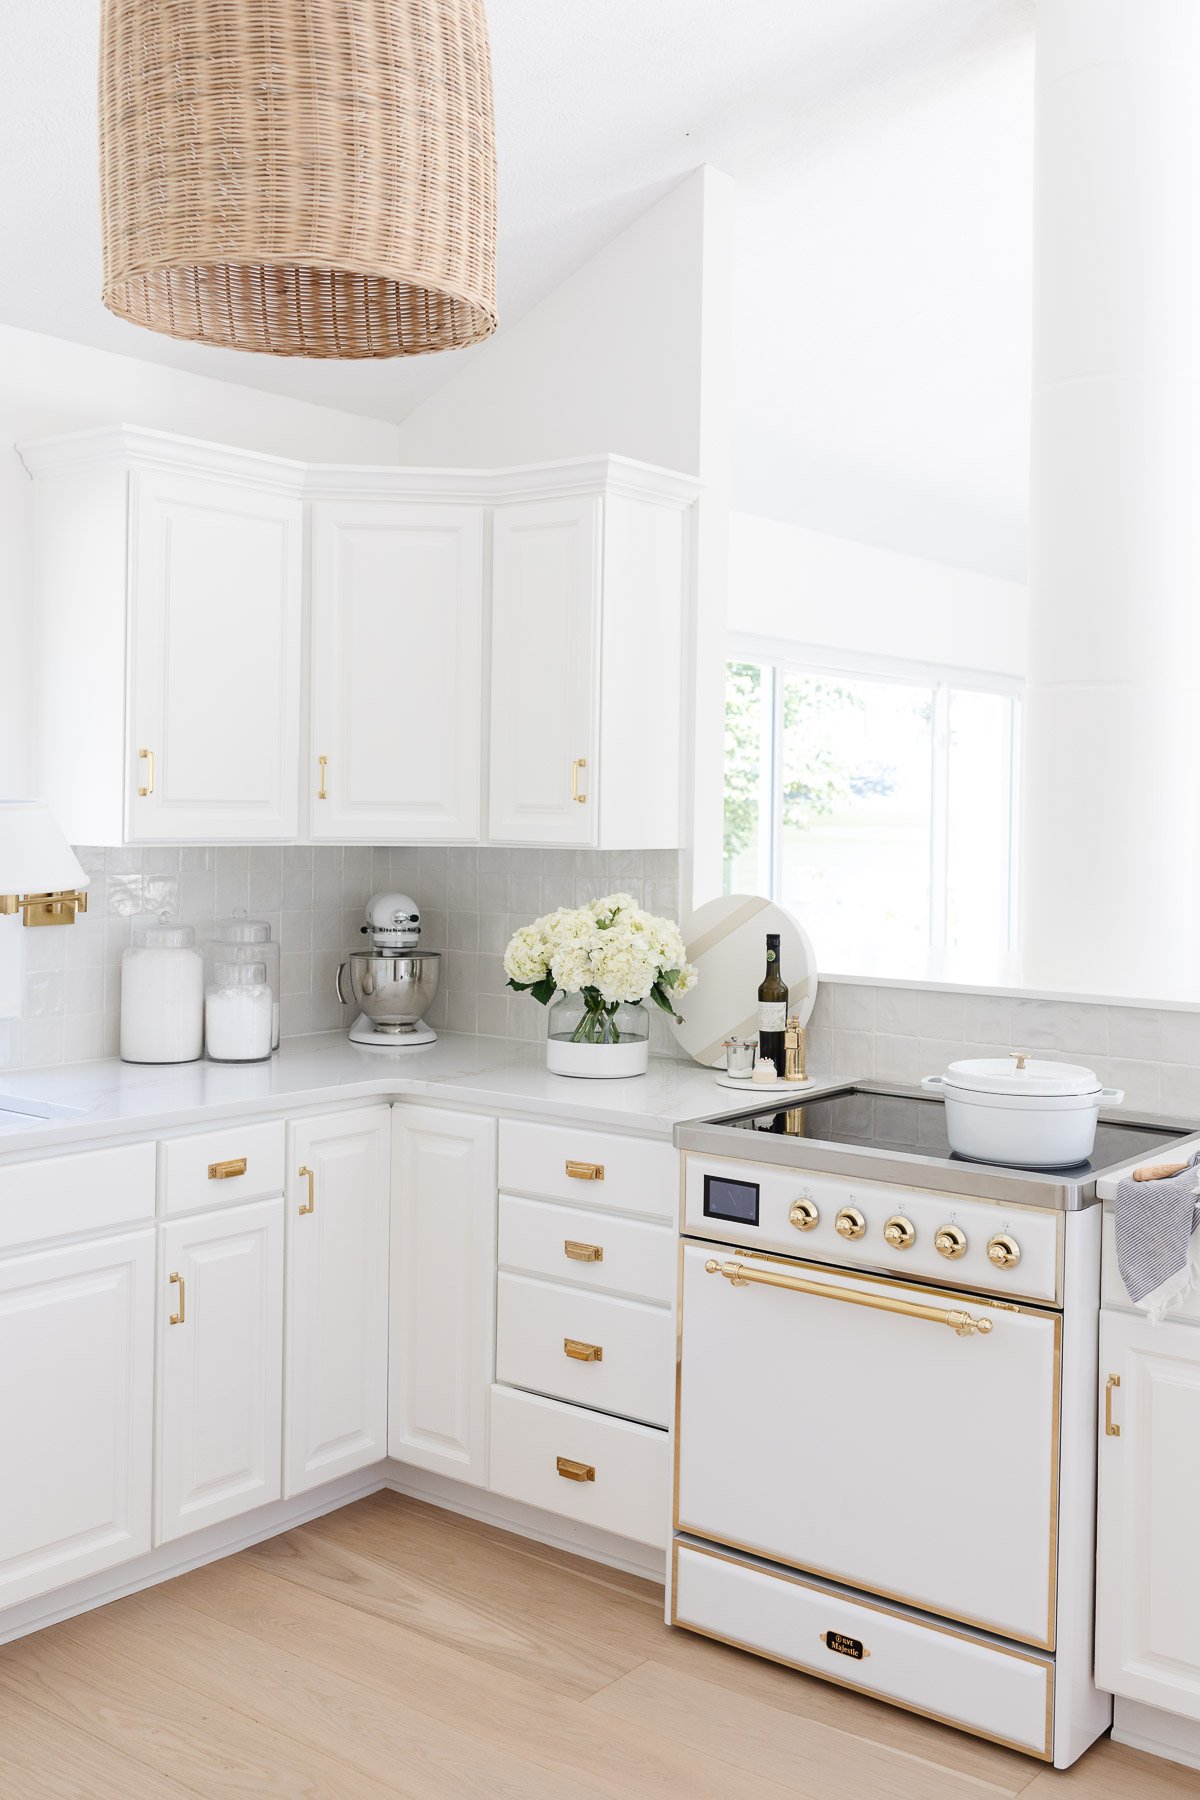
[0,0,1033,577]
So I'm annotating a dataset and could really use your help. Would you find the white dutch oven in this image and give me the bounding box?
[921,1054,1124,1168]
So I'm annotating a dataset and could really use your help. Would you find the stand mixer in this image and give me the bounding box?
[336,894,441,1048]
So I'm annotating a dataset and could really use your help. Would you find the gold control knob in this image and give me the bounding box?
[835,1207,866,1241]
[883,1214,916,1250]
[987,1233,1021,1270]
[935,1224,968,1261]
[789,1195,820,1232]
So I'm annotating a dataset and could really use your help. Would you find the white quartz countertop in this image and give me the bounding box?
[0,1033,737,1158]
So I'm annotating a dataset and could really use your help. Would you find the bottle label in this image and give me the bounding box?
[759,1003,786,1032]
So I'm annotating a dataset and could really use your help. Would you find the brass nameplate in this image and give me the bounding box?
[822,1631,868,1661]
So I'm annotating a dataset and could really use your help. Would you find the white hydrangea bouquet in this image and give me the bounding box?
[504,892,697,1051]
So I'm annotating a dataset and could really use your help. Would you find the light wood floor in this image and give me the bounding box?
[0,1493,1197,1799]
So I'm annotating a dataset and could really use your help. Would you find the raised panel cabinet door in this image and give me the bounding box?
[156,1198,284,1545]
[309,502,484,842]
[284,1106,391,1498]
[389,1106,497,1483]
[128,471,302,841]
[0,1230,154,1610]
[488,497,599,845]
[1096,1310,1200,1715]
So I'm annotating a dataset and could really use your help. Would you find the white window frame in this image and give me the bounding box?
[728,634,1023,955]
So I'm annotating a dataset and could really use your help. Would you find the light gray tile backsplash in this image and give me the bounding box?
[808,982,1200,1123]
[0,847,684,1071]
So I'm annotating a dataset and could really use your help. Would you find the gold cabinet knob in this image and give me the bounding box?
[987,1233,1021,1269]
[882,1214,916,1250]
[934,1224,968,1260]
[789,1194,819,1232]
[834,1207,866,1241]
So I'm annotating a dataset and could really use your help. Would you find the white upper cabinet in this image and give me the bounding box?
[309,502,483,842]
[23,431,697,849]
[488,486,690,848]
[129,472,303,842]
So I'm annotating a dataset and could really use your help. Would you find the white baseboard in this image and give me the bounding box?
[1113,1697,1200,1772]
[0,1460,665,1648]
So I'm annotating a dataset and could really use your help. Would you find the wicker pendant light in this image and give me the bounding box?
[98,0,497,358]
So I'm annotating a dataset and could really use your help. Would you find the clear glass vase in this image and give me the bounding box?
[546,992,650,1079]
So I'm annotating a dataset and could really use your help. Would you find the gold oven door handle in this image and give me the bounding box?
[704,1258,996,1337]
[1105,1373,1121,1437]
[298,1165,315,1215]
[137,747,155,797]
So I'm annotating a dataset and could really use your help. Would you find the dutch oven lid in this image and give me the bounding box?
[942,1052,1103,1098]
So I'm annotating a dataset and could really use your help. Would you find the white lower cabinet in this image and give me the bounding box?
[389,1107,497,1484]
[284,1108,391,1498]
[0,1230,155,1608]
[1096,1309,1200,1717]
[156,1198,285,1545]
[489,1385,669,1549]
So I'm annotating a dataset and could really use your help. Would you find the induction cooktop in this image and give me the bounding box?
[720,1083,1191,1178]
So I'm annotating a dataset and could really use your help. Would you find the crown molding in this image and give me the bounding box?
[17,428,702,510]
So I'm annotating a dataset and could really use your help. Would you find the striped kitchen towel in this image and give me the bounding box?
[1115,1149,1200,1319]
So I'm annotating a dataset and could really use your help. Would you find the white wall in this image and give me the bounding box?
[729,511,1028,676]
[392,170,714,475]
[0,323,401,800]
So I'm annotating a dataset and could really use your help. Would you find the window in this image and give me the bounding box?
[723,648,1020,973]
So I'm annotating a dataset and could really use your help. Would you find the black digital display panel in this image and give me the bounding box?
[703,1173,759,1227]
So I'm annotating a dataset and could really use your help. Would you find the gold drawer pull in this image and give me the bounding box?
[299,1165,315,1215]
[564,1337,603,1362]
[207,1157,247,1181]
[556,1456,595,1483]
[137,746,155,797]
[169,1270,185,1325]
[564,1240,603,1263]
[704,1258,995,1337]
[565,1160,604,1181]
[1105,1373,1121,1437]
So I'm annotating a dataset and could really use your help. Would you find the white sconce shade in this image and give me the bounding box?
[0,801,89,926]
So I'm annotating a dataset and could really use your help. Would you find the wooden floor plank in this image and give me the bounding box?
[588,1657,1028,1800]
[1022,1739,1200,1796]
[0,1685,202,1800]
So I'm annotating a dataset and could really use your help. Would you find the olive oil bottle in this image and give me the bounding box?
[757,933,788,1074]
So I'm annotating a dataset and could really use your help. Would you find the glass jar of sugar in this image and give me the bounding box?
[208,913,281,1048]
[120,915,204,1064]
[205,959,274,1064]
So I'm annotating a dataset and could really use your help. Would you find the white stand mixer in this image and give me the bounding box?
[336,894,442,1048]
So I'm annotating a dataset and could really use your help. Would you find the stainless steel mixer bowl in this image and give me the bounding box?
[336,951,441,1033]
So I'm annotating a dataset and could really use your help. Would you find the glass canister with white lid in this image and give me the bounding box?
[120,915,204,1064]
[208,912,280,1048]
[205,958,274,1064]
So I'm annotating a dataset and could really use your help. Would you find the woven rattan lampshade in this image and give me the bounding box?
[98,0,497,358]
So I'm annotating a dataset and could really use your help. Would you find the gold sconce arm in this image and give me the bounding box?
[0,890,89,927]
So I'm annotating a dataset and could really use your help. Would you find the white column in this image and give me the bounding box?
[1022,0,1200,999]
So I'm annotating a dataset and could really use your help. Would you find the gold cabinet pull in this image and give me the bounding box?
[137,747,155,797]
[565,1159,604,1182]
[571,757,588,804]
[208,1157,247,1181]
[1105,1373,1121,1437]
[556,1456,595,1483]
[564,1240,603,1263]
[317,754,328,800]
[169,1270,185,1325]
[299,1165,315,1215]
[704,1258,995,1338]
[564,1337,603,1362]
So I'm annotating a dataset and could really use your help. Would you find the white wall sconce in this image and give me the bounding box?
[0,800,90,926]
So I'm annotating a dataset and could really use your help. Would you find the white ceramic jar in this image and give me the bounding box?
[205,959,274,1064]
[207,914,280,1048]
[922,1056,1125,1168]
[120,916,204,1064]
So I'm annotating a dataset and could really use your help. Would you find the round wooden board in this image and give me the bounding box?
[670,895,818,1068]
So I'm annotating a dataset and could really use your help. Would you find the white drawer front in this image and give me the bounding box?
[499,1193,674,1305]
[161,1121,285,1215]
[496,1272,673,1427]
[673,1542,1052,1759]
[499,1121,675,1220]
[0,1142,156,1252]
[490,1383,669,1548]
